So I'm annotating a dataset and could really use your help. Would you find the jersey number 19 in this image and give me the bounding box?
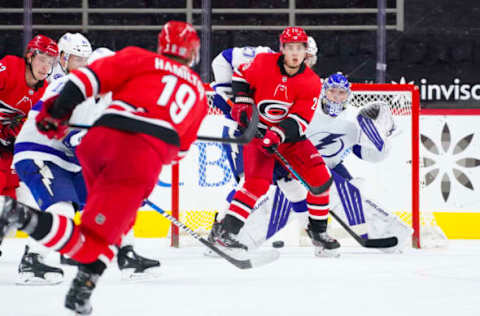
[157,74,197,124]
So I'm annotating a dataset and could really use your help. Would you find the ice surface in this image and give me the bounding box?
[1,238,479,316]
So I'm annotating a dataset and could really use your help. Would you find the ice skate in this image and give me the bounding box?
[117,245,161,280]
[204,214,222,257]
[16,245,64,285]
[65,266,100,315]
[61,254,80,266]
[307,226,341,258]
[0,196,34,243]
[210,215,249,259]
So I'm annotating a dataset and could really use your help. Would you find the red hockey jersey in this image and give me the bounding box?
[232,52,321,142]
[69,46,208,157]
[0,55,47,136]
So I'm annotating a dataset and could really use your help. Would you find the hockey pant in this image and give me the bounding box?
[0,152,19,199]
[28,127,177,265]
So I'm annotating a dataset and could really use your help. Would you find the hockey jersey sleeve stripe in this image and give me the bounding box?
[105,101,175,130]
[14,142,75,162]
[70,67,100,99]
[221,48,234,67]
[287,113,309,133]
[77,67,100,97]
[109,100,138,111]
[95,113,180,146]
[69,74,88,99]
[232,72,248,84]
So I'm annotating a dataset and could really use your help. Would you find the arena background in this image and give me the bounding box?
[1,1,480,240]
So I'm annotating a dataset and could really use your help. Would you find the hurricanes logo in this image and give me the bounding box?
[257,100,292,123]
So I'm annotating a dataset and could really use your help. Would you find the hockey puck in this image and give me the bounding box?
[272,240,284,248]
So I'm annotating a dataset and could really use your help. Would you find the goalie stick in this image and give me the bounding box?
[144,200,279,270]
[268,144,398,249]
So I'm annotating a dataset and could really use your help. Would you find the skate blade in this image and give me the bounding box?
[121,267,162,281]
[16,272,63,285]
[314,248,340,258]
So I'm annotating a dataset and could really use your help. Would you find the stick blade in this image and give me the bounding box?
[363,236,399,248]
[200,238,279,269]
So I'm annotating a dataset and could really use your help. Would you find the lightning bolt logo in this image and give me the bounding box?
[316,133,345,150]
[35,161,54,196]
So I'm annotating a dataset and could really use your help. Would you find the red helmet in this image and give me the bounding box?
[26,34,59,57]
[279,27,308,46]
[157,21,200,65]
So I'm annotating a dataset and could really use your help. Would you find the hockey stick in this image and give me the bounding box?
[144,199,279,270]
[269,145,398,248]
[68,99,258,145]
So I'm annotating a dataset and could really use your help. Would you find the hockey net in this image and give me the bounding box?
[165,83,447,248]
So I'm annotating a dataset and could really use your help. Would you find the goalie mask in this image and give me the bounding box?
[321,73,351,117]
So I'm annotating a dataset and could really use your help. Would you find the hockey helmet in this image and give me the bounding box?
[58,33,92,58]
[305,36,318,67]
[26,34,59,57]
[279,27,308,46]
[158,20,200,66]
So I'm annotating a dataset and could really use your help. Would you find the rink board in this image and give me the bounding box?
[13,112,480,239]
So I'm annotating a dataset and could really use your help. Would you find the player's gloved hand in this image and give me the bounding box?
[260,129,281,155]
[35,96,70,140]
[231,103,253,127]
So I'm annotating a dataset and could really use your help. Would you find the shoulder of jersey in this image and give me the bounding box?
[117,46,153,57]
[1,55,23,67]
[255,52,280,62]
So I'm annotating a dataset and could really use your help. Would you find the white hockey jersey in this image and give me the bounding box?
[48,62,66,83]
[211,46,273,91]
[13,74,109,172]
[306,105,390,170]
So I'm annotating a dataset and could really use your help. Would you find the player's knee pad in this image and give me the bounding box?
[305,172,333,196]
[45,201,76,219]
[243,177,271,199]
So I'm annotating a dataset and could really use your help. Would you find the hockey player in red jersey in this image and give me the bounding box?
[0,35,58,199]
[211,26,340,255]
[0,21,206,315]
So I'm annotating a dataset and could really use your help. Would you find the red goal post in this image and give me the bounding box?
[169,83,424,248]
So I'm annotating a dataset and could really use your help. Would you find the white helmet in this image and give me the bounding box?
[58,32,92,58]
[88,47,115,65]
[306,36,318,67]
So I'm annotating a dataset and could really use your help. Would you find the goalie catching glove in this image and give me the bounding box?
[357,101,396,151]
